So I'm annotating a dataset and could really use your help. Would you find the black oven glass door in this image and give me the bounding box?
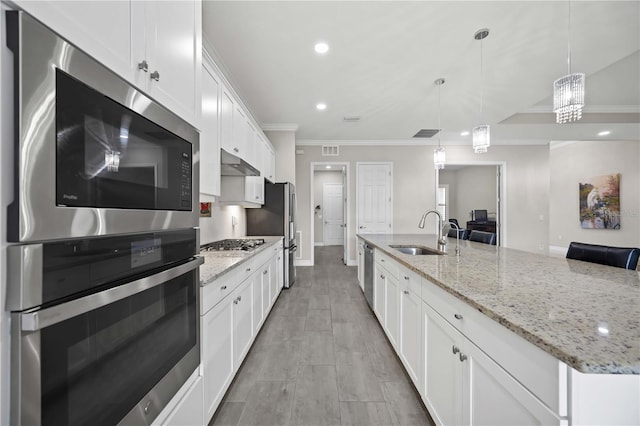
[56,69,192,211]
[38,271,197,425]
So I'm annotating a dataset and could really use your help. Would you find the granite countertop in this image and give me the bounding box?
[358,233,640,375]
[199,236,283,286]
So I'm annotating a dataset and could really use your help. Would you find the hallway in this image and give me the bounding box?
[210,246,432,426]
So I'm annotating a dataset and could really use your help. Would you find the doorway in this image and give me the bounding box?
[437,163,506,246]
[310,162,350,266]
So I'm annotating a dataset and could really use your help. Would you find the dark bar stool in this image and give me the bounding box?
[468,230,496,245]
[566,242,640,270]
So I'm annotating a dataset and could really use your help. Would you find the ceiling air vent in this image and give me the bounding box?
[413,129,440,138]
[322,145,339,156]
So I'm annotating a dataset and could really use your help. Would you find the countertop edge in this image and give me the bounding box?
[358,235,640,375]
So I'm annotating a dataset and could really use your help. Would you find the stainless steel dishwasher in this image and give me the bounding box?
[364,243,374,309]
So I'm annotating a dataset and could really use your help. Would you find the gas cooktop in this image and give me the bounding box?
[200,238,266,252]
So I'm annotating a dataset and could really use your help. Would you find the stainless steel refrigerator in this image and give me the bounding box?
[246,181,297,288]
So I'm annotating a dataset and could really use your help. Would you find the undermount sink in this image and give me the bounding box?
[390,245,444,256]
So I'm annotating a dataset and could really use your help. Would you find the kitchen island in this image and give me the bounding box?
[358,233,639,425]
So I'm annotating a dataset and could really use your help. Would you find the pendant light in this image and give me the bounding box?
[433,78,446,170]
[472,28,490,154]
[553,0,585,124]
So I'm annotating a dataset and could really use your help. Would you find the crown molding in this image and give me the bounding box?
[262,124,299,132]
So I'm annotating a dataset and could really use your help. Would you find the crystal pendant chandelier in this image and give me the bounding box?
[553,1,584,124]
[433,78,446,170]
[473,28,490,154]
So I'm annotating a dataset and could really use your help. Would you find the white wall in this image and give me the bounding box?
[295,143,550,265]
[296,145,437,264]
[549,140,640,251]
[313,170,343,244]
[198,202,246,244]
[265,130,295,184]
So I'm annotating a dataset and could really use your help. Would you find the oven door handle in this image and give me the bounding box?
[20,256,204,332]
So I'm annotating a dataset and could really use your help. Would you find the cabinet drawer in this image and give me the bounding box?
[252,248,272,271]
[398,264,422,296]
[235,259,255,283]
[202,268,239,315]
[422,280,567,416]
[375,250,398,278]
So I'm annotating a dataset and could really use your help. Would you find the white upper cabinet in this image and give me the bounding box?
[13,1,133,80]
[201,61,221,196]
[232,105,247,157]
[131,0,202,125]
[15,0,202,126]
[245,122,258,170]
[220,86,235,154]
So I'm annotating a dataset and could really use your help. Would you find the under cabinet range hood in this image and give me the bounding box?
[220,149,260,176]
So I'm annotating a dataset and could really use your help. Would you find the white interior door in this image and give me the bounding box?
[323,183,344,246]
[357,163,392,234]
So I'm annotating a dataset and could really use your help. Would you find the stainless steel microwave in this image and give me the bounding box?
[5,11,200,243]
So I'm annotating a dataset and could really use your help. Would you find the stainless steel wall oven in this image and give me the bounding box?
[8,229,203,425]
[6,11,199,243]
[4,10,204,425]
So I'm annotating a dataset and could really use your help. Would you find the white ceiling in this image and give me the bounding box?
[202,1,640,145]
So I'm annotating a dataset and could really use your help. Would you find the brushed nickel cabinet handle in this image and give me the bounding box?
[138,60,148,72]
[150,70,160,81]
[452,346,460,355]
[459,353,468,362]
[221,285,227,290]
[454,314,463,320]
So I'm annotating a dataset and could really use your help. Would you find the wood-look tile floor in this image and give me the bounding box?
[210,246,434,426]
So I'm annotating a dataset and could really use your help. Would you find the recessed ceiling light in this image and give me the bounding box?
[314,42,329,54]
[598,130,611,136]
[316,103,327,111]
[325,165,331,169]
[461,131,470,136]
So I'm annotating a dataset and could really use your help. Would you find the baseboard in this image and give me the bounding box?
[314,242,324,246]
[346,259,357,267]
[295,260,313,266]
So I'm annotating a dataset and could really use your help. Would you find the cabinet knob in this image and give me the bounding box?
[404,276,409,280]
[255,196,259,200]
[263,270,268,275]
[233,147,239,153]
[452,345,460,355]
[454,314,463,320]
[246,268,251,272]
[278,257,281,260]
[221,285,227,290]
[380,274,386,279]
[381,259,385,262]
[138,60,148,72]
[459,353,468,362]
[238,296,242,302]
[150,70,160,81]
[144,400,152,415]
[359,226,365,229]
[233,297,239,305]
[403,290,409,295]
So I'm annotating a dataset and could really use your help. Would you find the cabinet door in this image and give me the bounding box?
[251,274,263,335]
[268,143,276,183]
[15,0,132,81]
[202,297,234,421]
[220,87,235,154]
[385,273,400,349]
[232,279,254,368]
[245,176,264,204]
[463,341,561,426]
[200,64,221,196]
[232,106,247,157]
[357,242,365,291]
[400,284,422,391]
[373,264,386,324]
[145,0,201,123]
[259,266,270,320]
[245,122,257,170]
[422,302,463,426]
[272,250,283,304]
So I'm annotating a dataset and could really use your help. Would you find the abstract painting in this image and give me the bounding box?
[579,173,620,229]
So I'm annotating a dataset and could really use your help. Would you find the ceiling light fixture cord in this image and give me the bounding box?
[480,36,484,122]
[567,0,572,75]
[438,81,442,148]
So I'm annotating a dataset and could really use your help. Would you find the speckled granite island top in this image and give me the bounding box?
[359,234,640,375]
[199,236,283,286]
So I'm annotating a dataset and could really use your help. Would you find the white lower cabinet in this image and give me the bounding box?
[422,302,561,426]
[232,279,254,367]
[272,247,283,304]
[357,239,365,291]
[399,273,422,391]
[373,263,386,324]
[202,294,233,421]
[384,272,400,350]
[201,241,283,424]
